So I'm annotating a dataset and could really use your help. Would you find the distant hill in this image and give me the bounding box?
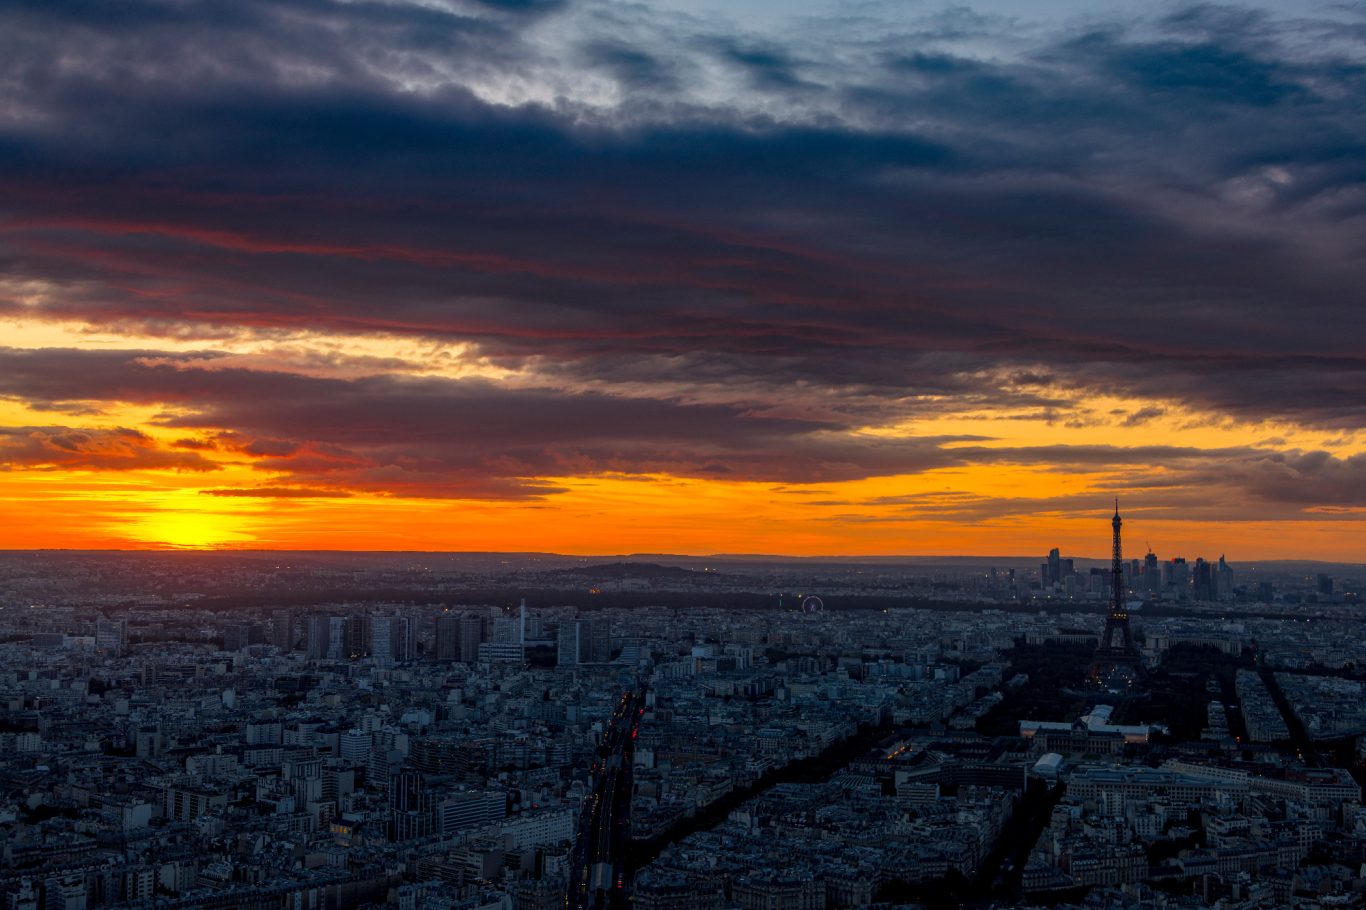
[5,550,1361,574]
[557,562,700,579]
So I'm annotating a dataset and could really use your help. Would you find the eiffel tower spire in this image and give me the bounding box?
[1111,499,1124,618]
[1088,500,1145,695]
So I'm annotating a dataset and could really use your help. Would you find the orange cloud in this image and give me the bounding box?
[0,426,219,473]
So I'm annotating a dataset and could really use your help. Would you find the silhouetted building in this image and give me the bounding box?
[435,611,460,660]
[434,612,487,663]
[222,623,250,652]
[307,614,348,660]
[558,617,611,665]
[1040,547,1075,588]
[1215,555,1234,600]
[271,609,296,651]
[1193,557,1214,602]
[1143,550,1160,593]
[1164,557,1189,600]
[368,613,416,662]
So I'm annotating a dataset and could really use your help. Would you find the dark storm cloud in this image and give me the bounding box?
[703,37,814,92]
[580,40,680,90]
[1086,35,1302,107]
[0,0,1363,505]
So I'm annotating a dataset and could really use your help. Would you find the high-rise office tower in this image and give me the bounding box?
[589,617,611,663]
[362,613,417,662]
[1143,550,1160,593]
[435,612,460,660]
[436,613,485,663]
[306,614,348,660]
[1215,556,1234,600]
[1192,557,1213,602]
[1164,557,1189,600]
[347,613,368,658]
[392,614,416,662]
[271,610,296,651]
[460,615,484,663]
[368,613,392,661]
[557,617,612,665]
[305,614,329,659]
[1039,547,1075,588]
[557,621,577,666]
[490,615,519,645]
[222,623,251,652]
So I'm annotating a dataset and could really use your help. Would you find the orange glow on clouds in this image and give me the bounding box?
[0,320,1361,561]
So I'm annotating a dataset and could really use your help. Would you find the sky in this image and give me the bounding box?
[0,0,1363,558]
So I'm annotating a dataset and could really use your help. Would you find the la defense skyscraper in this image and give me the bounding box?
[1087,501,1146,695]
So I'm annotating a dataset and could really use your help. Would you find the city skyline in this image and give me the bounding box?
[0,540,1361,909]
[0,499,1361,908]
[1,0,1363,558]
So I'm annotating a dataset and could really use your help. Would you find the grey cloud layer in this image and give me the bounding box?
[0,347,1359,510]
[0,0,1363,507]
[0,346,971,496]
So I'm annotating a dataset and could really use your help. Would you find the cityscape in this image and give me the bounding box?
[2,0,1365,908]
[0,507,1363,909]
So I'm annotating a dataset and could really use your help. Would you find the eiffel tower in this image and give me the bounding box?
[1087,500,1145,695]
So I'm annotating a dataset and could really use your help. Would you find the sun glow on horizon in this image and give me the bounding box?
[0,461,1359,560]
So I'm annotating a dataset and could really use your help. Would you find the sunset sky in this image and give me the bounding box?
[0,0,1362,558]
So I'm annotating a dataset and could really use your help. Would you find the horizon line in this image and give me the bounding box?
[0,548,1359,567]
